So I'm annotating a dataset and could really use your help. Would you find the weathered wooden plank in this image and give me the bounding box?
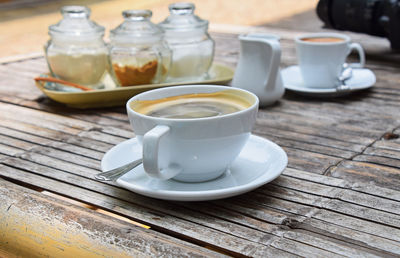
[0,164,296,257]
[249,183,400,230]
[0,65,40,79]
[30,146,100,169]
[0,91,134,138]
[0,125,53,146]
[5,59,48,74]
[4,97,134,135]
[282,231,382,258]
[213,190,400,255]
[93,126,134,139]
[294,218,400,257]
[17,151,99,176]
[0,52,43,64]
[363,146,400,160]
[321,199,400,229]
[63,135,114,153]
[0,134,36,151]
[373,139,400,152]
[269,101,398,136]
[0,102,94,131]
[257,110,377,145]
[312,210,400,243]
[46,141,104,161]
[255,131,357,159]
[254,124,365,153]
[270,237,342,258]
[0,104,86,135]
[354,154,400,169]
[0,113,125,153]
[0,178,225,258]
[330,160,400,191]
[340,97,400,117]
[0,143,25,157]
[272,175,400,215]
[0,128,396,255]
[0,120,112,154]
[98,109,129,120]
[0,83,39,101]
[6,153,387,257]
[0,155,301,256]
[78,130,127,145]
[284,168,400,202]
[1,156,288,254]
[217,189,400,255]
[181,201,285,234]
[281,91,400,121]
[12,98,132,131]
[283,147,342,174]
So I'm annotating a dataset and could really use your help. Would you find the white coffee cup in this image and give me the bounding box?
[126,85,259,183]
[295,33,365,88]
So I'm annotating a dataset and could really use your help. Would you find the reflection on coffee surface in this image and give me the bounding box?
[131,90,252,119]
[301,37,344,43]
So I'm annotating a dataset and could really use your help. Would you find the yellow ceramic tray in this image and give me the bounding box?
[35,63,234,109]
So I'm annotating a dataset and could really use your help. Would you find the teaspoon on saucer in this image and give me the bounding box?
[95,158,143,181]
[336,64,353,91]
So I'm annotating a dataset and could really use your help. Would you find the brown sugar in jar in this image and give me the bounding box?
[112,60,158,86]
[108,10,171,87]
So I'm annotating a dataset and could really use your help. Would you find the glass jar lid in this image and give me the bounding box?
[159,3,208,31]
[110,10,163,43]
[49,6,105,37]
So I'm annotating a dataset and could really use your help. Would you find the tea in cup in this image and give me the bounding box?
[295,33,365,88]
[126,85,259,182]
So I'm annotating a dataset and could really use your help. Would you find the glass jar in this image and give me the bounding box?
[45,6,109,89]
[109,10,171,87]
[159,3,215,82]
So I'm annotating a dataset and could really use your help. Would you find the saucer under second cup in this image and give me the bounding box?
[281,65,376,97]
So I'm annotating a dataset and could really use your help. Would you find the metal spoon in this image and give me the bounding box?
[336,64,353,92]
[95,158,143,182]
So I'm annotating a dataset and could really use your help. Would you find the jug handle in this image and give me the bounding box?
[264,39,281,91]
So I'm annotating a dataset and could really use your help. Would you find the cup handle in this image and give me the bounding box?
[348,43,365,68]
[142,125,181,180]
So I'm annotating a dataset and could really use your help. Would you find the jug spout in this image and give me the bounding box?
[232,33,285,106]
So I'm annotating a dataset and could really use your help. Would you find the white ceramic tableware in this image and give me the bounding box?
[295,33,365,88]
[101,135,288,201]
[232,33,285,106]
[282,65,376,97]
[126,85,259,183]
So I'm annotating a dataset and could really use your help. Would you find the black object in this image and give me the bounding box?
[316,0,400,50]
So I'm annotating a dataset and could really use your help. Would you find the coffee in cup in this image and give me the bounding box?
[127,85,259,183]
[130,90,252,119]
[301,37,344,43]
[295,33,365,88]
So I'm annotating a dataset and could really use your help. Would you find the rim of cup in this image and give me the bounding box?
[295,32,350,45]
[126,85,259,122]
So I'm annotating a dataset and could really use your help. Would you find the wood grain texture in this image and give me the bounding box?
[0,29,399,257]
[0,178,225,258]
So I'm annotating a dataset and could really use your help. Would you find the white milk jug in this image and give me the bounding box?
[232,33,285,106]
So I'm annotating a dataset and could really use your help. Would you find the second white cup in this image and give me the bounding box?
[295,33,365,88]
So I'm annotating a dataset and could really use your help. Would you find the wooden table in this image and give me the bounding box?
[1,27,400,257]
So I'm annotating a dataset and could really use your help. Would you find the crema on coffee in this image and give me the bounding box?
[301,37,344,43]
[130,90,253,119]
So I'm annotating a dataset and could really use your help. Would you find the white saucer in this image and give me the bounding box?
[101,135,288,201]
[282,65,376,97]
